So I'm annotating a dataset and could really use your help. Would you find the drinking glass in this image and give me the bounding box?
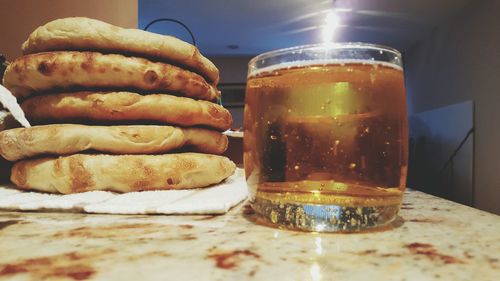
[244,43,408,232]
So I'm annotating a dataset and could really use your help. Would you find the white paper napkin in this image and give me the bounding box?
[0,168,248,215]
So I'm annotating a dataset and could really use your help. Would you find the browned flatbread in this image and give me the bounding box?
[11,153,236,194]
[0,124,228,161]
[21,91,232,131]
[3,51,219,101]
[21,17,219,84]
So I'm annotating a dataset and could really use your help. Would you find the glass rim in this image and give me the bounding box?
[249,42,402,67]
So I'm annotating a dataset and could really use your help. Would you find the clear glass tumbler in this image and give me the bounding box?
[244,43,408,232]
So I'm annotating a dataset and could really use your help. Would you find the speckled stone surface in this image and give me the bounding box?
[0,190,499,281]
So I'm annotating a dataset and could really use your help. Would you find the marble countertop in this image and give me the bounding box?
[0,190,499,281]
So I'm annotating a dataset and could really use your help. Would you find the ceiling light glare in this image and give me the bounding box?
[322,10,340,43]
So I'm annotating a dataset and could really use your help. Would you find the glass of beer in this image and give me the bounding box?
[244,43,407,232]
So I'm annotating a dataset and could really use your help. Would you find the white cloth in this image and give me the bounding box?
[0,169,248,215]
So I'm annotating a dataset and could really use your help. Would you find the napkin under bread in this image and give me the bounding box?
[0,169,247,215]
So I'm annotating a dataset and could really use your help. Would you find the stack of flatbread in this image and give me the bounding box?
[0,17,236,194]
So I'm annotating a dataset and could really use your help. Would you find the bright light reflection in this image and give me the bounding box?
[334,8,352,13]
[273,231,279,239]
[322,10,340,43]
[315,223,326,232]
[310,262,322,281]
[315,237,323,255]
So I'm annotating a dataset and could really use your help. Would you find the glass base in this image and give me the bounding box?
[251,197,400,232]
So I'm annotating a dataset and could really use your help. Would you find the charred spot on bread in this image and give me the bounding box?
[37,61,56,76]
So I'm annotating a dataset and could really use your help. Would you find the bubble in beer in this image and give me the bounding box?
[270,210,278,223]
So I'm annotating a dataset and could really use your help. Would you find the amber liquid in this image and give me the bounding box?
[244,61,408,212]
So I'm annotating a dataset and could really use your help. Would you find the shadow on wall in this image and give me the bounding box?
[407,101,474,206]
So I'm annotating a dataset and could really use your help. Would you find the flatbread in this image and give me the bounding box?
[3,51,219,101]
[11,153,236,194]
[0,124,228,161]
[21,91,232,131]
[21,17,219,84]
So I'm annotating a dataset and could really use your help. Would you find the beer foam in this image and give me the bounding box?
[248,59,403,78]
